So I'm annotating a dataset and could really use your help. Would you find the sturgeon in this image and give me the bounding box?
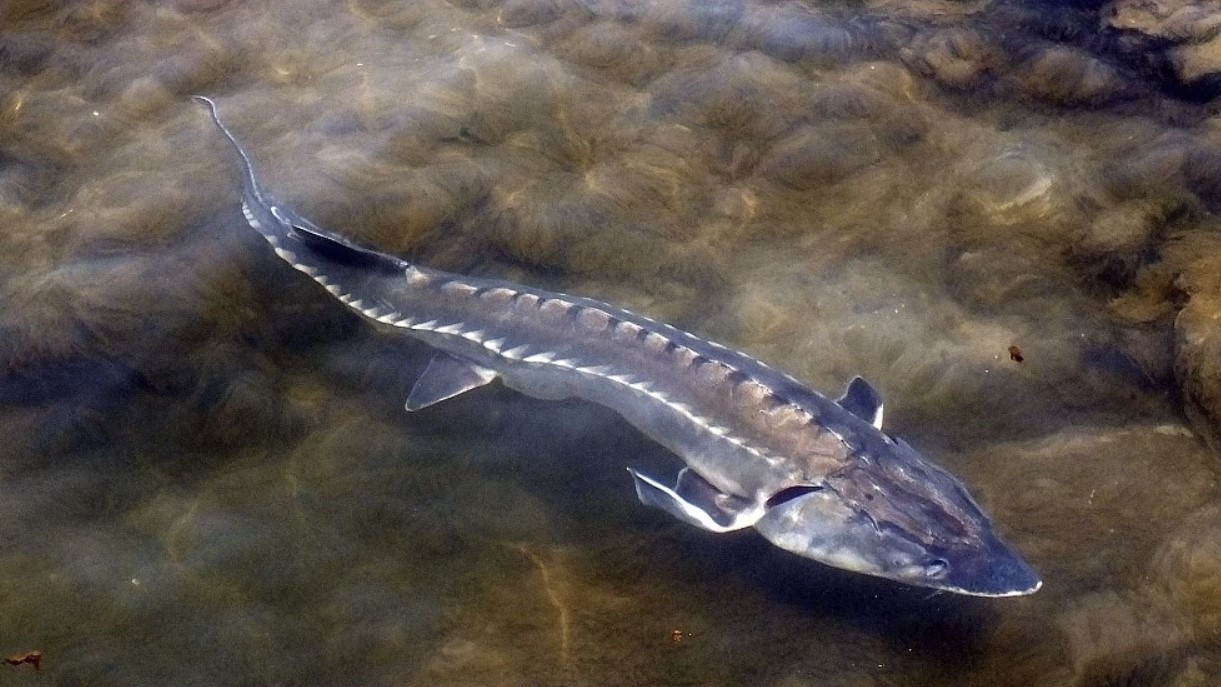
[194,96,1041,597]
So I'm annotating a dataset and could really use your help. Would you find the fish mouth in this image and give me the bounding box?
[938,535,1042,597]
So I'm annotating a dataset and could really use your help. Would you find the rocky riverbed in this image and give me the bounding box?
[0,1,1218,685]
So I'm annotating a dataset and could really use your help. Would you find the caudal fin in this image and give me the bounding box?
[194,95,409,276]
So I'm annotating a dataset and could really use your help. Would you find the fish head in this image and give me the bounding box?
[754,437,1041,597]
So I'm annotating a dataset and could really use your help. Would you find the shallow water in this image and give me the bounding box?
[1,0,1220,685]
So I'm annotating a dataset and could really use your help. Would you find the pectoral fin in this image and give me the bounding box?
[837,376,883,429]
[405,353,498,411]
[627,468,762,532]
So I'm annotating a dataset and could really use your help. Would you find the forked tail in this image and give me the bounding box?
[193,95,409,276]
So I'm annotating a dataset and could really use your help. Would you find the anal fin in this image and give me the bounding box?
[406,353,498,411]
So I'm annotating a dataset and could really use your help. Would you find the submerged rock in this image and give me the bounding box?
[1151,502,1221,638]
[1106,0,1221,42]
[1106,0,1221,88]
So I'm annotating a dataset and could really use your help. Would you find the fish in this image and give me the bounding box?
[193,95,1041,597]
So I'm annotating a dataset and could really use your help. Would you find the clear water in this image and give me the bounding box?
[1,0,1218,685]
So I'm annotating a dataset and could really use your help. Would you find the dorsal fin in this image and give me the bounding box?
[836,376,883,429]
[283,214,407,274]
[193,95,410,276]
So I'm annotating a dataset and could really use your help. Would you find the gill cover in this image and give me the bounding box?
[754,440,1041,598]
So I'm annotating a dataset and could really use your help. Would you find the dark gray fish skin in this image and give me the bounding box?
[194,96,1040,597]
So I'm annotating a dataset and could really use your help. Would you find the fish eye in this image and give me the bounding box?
[923,558,949,578]
[765,484,824,508]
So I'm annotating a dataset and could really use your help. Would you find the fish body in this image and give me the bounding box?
[194,96,1040,597]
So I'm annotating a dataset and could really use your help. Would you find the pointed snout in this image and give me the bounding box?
[942,535,1041,597]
